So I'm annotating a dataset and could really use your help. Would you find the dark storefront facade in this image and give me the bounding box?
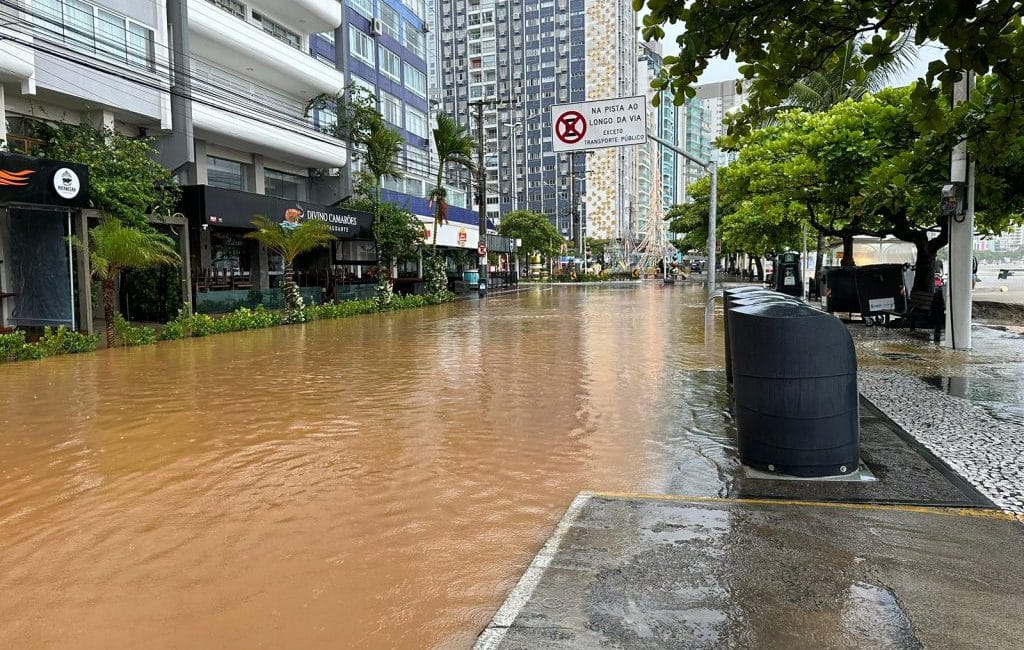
[0,153,90,333]
[179,186,376,313]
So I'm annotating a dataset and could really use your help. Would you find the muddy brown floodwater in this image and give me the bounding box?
[0,284,733,649]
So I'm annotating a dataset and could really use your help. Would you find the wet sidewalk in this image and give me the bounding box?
[477,494,1024,649]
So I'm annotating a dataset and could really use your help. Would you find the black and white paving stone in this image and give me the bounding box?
[859,371,1024,515]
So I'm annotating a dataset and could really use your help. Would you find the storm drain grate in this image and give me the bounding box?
[743,462,878,483]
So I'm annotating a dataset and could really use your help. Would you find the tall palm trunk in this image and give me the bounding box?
[283,262,297,310]
[102,275,117,348]
[432,168,443,252]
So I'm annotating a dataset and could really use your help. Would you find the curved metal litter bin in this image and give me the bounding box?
[723,289,801,385]
[728,302,859,476]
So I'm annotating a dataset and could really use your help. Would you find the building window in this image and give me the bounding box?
[350,74,377,101]
[251,11,301,49]
[379,45,401,81]
[348,0,372,20]
[265,169,309,201]
[381,92,402,127]
[405,64,426,97]
[349,26,374,65]
[207,156,252,192]
[31,0,155,70]
[314,106,338,134]
[402,0,426,20]
[206,0,245,18]
[380,5,401,41]
[404,24,425,59]
[405,106,427,138]
[3,115,44,155]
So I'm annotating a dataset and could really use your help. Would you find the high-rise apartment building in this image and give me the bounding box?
[695,78,744,168]
[432,0,637,242]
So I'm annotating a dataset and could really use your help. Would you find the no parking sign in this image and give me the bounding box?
[551,96,647,152]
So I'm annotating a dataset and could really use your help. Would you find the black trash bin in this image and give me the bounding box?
[723,288,800,385]
[728,302,859,476]
[824,267,859,314]
[774,252,802,297]
[854,264,908,324]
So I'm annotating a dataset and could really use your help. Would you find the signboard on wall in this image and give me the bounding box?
[550,96,648,152]
[419,217,479,249]
[0,153,89,208]
[181,185,374,239]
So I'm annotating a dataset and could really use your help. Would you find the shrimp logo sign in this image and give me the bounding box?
[52,168,81,199]
[0,169,34,187]
[551,96,648,152]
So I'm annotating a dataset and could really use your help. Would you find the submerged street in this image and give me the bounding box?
[1,284,1022,648]
[0,285,734,648]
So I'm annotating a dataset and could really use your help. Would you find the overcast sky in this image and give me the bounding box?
[656,21,939,87]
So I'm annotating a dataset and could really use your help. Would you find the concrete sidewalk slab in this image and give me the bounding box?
[478,494,1024,649]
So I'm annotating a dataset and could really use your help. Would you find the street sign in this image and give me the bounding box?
[478,243,488,256]
[551,96,648,152]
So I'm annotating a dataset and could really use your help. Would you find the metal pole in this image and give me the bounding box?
[570,150,578,264]
[944,71,974,349]
[707,162,717,304]
[474,101,488,298]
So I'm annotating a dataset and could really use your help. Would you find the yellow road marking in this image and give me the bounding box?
[585,491,1022,522]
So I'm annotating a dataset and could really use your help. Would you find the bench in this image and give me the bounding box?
[907,288,945,343]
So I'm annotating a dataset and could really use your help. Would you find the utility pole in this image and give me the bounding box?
[471,100,488,298]
[945,71,975,350]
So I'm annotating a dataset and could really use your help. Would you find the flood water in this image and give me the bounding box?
[0,284,736,649]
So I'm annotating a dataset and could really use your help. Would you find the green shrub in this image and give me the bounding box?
[113,315,157,347]
[213,305,282,333]
[0,331,31,362]
[160,307,217,340]
[38,326,100,355]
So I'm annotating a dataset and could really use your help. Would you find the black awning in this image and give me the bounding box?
[180,185,374,239]
[0,152,89,208]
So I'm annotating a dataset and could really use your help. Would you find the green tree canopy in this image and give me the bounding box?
[34,122,179,228]
[695,86,1024,291]
[498,210,565,259]
[348,198,425,276]
[638,0,1024,137]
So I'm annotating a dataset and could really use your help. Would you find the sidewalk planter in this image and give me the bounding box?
[728,300,859,477]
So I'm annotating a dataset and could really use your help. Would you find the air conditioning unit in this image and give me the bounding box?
[371,19,383,36]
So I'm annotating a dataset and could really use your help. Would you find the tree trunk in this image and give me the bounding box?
[102,275,117,348]
[284,262,296,311]
[840,235,856,267]
[814,232,825,279]
[753,256,764,282]
[913,240,938,294]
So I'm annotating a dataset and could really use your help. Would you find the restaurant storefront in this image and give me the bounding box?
[0,153,90,333]
[179,186,376,313]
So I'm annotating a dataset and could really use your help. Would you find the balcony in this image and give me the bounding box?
[189,61,346,168]
[246,0,341,34]
[189,0,344,98]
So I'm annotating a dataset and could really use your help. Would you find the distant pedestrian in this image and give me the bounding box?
[972,256,978,289]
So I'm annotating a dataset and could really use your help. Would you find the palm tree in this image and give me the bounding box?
[784,35,918,114]
[429,112,475,251]
[71,219,180,348]
[245,216,335,319]
[364,120,405,213]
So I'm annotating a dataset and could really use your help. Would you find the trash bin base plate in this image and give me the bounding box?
[743,462,877,483]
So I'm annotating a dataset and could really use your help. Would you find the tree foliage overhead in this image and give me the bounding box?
[498,210,565,258]
[34,122,179,228]
[638,0,1024,135]
[685,87,1024,290]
